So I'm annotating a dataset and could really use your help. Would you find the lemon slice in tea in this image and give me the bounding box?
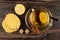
[39,12,49,24]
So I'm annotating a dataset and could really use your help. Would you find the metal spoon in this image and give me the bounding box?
[49,16,58,21]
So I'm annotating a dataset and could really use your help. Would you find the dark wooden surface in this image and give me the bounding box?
[0,0,60,2]
[0,1,60,40]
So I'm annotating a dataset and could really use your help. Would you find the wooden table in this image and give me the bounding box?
[0,0,60,40]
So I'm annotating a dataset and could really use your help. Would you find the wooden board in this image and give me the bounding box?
[0,1,59,39]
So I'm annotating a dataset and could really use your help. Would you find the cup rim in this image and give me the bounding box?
[25,7,53,32]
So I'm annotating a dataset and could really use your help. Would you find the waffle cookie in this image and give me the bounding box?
[2,13,21,33]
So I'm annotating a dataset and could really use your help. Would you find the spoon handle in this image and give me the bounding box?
[50,16,58,21]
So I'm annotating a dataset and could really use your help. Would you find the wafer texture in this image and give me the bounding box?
[5,13,20,29]
[2,21,18,33]
[2,13,21,33]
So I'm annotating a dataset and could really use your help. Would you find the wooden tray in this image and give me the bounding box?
[0,1,60,38]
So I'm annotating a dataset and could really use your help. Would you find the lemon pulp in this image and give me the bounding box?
[15,4,25,15]
[39,12,49,24]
